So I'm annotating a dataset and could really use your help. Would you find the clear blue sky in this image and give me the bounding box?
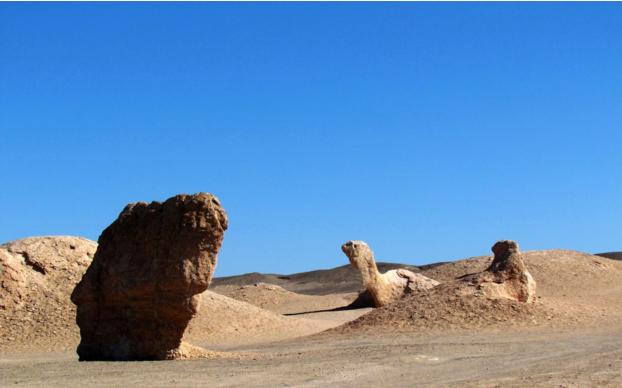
[1,3,621,276]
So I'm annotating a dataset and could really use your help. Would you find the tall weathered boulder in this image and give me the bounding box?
[71,193,228,361]
[463,240,536,303]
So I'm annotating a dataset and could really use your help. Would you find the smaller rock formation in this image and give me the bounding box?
[71,193,228,361]
[341,240,439,307]
[463,240,536,303]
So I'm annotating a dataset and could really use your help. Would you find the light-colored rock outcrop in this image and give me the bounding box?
[0,236,96,350]
[341,240,439,307]
[71,193,228,361]
[461,240,536,303]
[0,236,96,311]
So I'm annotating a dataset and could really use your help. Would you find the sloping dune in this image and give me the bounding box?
[211,283,357,314]
[185,291,339,348]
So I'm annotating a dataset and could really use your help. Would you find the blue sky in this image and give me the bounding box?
[1,3,621,276]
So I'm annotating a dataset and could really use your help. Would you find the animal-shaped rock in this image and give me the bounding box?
[71,193,228,361]
[464,240,536,303]
[341,240,439,307]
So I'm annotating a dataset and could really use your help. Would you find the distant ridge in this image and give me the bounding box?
[596,252,622,261]
[212,262,423,295]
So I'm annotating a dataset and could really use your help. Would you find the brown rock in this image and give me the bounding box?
[70,193,228,361]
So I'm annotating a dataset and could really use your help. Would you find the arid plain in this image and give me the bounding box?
[2,235,622,387]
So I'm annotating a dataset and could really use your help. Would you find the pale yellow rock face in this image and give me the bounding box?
[461,240,537,303]
[0,236,97,352]
[341,240,439,307]
[0,236,96,311]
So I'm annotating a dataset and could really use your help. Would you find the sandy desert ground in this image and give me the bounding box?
[2,237,622,387]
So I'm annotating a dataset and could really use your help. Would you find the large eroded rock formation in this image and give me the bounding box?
[341,240,439,307]
[71,193,228,360]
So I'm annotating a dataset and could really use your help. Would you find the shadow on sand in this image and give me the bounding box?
[283,292,373,316]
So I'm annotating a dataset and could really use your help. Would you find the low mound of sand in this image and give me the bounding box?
[185,291,337,347]
[338,250,622,333]
[0,236,96,352]
[340,287,550,333]
[214,283,305,310]
[212,283,357,314]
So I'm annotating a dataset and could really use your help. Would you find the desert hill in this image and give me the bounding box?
[211,262,424,295]
[596,251,622,261]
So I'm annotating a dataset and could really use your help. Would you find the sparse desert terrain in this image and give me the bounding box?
[2,236,622,387]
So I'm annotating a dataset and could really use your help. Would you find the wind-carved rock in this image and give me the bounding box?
[464,240,536,303]
[341,240,439,307]
[71,193,228,361]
